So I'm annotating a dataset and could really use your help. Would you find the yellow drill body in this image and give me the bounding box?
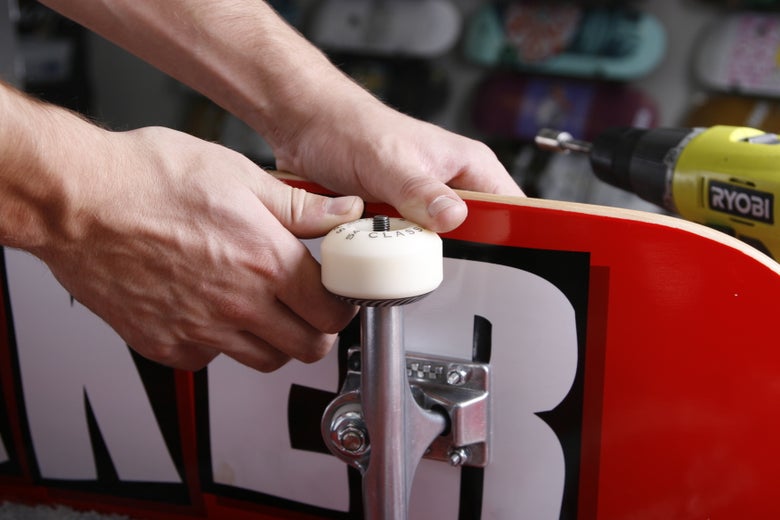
[674,126,780,259]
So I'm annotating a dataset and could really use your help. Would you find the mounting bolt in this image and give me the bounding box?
[446,366,468,386]
[448,447,470,467]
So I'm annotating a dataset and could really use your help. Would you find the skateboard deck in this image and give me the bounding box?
[0,175,779,519]
[463,3,666,81]
[470,73,658,143]
[307,0,461,58]
[695,12,780,98]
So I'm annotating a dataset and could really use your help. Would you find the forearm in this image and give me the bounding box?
[37,0,522,235]
[0,81,98,251]
[39,0,368,150]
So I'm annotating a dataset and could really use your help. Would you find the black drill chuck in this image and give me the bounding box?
[589,127,693,209]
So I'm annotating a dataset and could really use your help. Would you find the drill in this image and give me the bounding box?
[535,125,780,260]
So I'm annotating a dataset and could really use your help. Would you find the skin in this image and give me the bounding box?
[0,84,363,371]
[1,1,523,372]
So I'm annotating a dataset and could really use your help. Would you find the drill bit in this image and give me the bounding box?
[535,128,593,155]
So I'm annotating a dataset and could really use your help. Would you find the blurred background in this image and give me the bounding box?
[4,0,780,214]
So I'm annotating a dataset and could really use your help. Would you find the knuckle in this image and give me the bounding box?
[398,175,435,200]
[286,186,310,226]
[298,334,338,364]
[255,354,291,373]
[213,295,254,325]
[139,341,208,371]
[132,329,216,372]
[320,306,358,335]
[145,342,179,364]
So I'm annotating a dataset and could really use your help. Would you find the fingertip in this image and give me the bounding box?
[397,192,467,233]
[313,195,364,236]
[425,195,468,233]
[326,195,364,218]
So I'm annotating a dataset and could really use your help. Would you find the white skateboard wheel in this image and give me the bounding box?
[321,216,443,303]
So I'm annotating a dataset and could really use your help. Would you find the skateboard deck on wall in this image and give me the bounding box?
[462,2,666,81]
[307,0,461,58]
[0,175,779,519]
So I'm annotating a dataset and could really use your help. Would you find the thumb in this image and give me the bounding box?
[261,179,364,238]
[392,177,468,233]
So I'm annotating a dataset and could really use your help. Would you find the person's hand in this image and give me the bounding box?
[32,126,363,372]
[36,0,521,235]
[272,88,524,234]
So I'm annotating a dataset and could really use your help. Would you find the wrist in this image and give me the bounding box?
[224,13,377,154]
[0,83,103,254]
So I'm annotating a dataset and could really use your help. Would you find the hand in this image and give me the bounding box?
[273,90,524,233]
[33,126,363,372]
[35,0,521,234]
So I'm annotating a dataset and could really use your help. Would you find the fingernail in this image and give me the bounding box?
[327,196,360,215]
[427,195,462,218]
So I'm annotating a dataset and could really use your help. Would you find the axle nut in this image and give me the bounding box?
[331,410,370,457]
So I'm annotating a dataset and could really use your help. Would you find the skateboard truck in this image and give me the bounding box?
[320,216,491,519]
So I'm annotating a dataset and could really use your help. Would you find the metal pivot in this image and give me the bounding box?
[360,305,447,519]
[320,216,489,519]
[321,305,492,519]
